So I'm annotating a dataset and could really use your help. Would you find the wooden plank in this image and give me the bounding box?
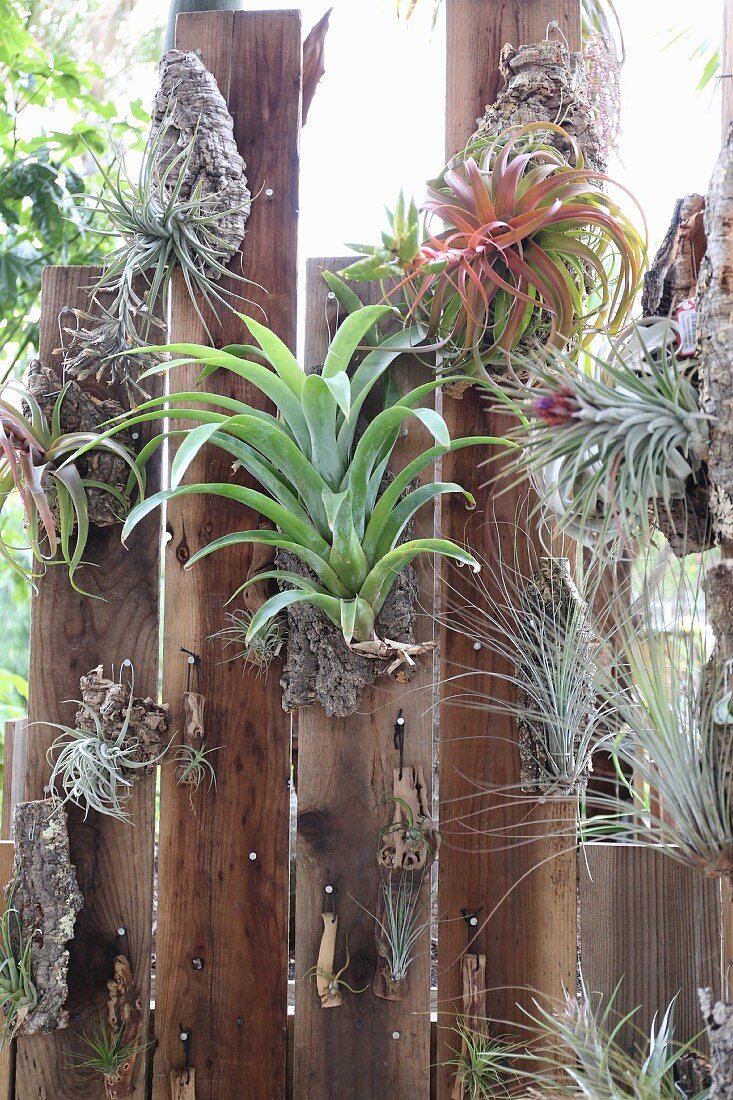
[2,718,26,840]
[151,12,300,1100]
[580,845,721,1044]
[437,3,581,1095]
[292,258,433,1098]
[13,266,160,1100]
[724,0,733,142]
[0,841,14,1099]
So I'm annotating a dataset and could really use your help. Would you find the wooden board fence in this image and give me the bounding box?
[16,266,162,1100]
[0,841,13,1099]
[150,12,300,1100]
[293,258,434,1099]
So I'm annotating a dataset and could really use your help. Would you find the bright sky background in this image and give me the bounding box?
[133,0,725,292]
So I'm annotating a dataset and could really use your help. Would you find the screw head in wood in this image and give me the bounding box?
[237,1017,244,1027]
[180,1032,188,1042]
[117,926,126,937]
[249,852,257,861]
[265,188,274,197]
[192,956,204,971]
[392,1031,400,1040]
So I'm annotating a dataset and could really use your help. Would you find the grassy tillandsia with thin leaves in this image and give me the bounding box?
[70,1016,152,1083]
[487,319,709,553]
[68,115,252,402]
[208,607,285,674]
[120,306,498,662]
[445,1023,524,1099]
[341,122,646,379]
[174,743,219,794]
[0,883,37,1048]
[303,944,368,1000]
[46,665,168,823]
[0,378,144,592]
[356,871,431,998]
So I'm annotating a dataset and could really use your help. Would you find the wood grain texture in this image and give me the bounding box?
[0,842,14,1100]
[151,13,300,1100]
[2,719,26,841]
[580,846,721,1045]
[15,266,160,1100]
[437,4,581,1096]
[724,0,733,143]
[293,258,433,1099]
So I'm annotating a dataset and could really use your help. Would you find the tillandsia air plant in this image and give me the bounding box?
[489,319,710,554]
[303,945,367,1000]
[438,531,609,794]
[359,871,431,999]
[0,884,37,1048]
[208,607,285,674]
[341,122,646,378]
[445,1023,524,1099]
[120,306,495,662]
[585,562,733,879]
[0,378,144,590]
[70,1016,151,1087]
[174,743,219,793]
[46,664,170,823]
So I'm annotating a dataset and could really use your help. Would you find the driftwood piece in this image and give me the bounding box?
[150,50,250,269]
[451,954,488,1100]
[471,38,604,172]
[170,1069,196,1098]
[699,127,733,544]
[315,913,342,1008]
[10,800,83,1035]
[700,988,733,1098]
[373,876,418,1002]
[26,360,136,528]
[182,692,205,750]
[277,547,420,717]
[642,194,706,318]
[677,1051,713,1096]
[76,666,171,772]
[517,558,594,789]
[104,954,144,1099]
[655,469,713,556]
[377,766,439,873]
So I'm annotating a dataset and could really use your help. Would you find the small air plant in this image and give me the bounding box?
[208,608,285,674]
[377,792,440,871]
[342,122,646,377]
[0,885,37,1048]
[445,1022,524,1100]
[70,1016,151,1090]
[46,666,169,823]
[362,872,431,999]
[174,743,219,794]
[489,319,709,553]
[0,379,144,590]
[120,307,491,663]
[303,944,367,1001]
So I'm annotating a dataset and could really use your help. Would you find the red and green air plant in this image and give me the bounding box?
[342,122,647,379]
[0,380,144,591]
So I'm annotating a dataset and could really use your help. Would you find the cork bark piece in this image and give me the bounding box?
[471,38,605,173]
[150,50,250,272]
[642,194,706,318]
[10,800,83,1035]
[76,667,171,772]
[700,988,733,1099]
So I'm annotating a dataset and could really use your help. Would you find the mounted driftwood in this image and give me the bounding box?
[315,913,342,1009]
[77,666,171,770]
[451,954,488,1100]
[104,954,145,1099]
[700,988,733,1099]
[642,194,706,317]
[700,126,733,544]
[471,37,604,173]
[27,360,136,528]
[517,558,594,789]
[170,1070,196,1099]
[182,692,205,750]
[378,766,439,873]
[150,49,250,270]
[10,800,83,1035]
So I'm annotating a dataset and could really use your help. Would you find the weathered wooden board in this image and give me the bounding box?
[581,845,721,1044]
[0,841,13,1099]
[14,266,160,1100]
[437,3,582,1096]
[151,12,300,1100]
[292,258,433,1098]
[2,719,26,841]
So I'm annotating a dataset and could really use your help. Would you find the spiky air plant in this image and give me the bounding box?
[174,743,219,794]
[0,885,37,1048]
[489,319,709,554]
[46,666,169,823]
[341,122,645,378]
[120,306,493,662]
[584,562,733,880]
[208,608,285,674]
[357,872,431,998]
[70,1017,151,1088]
[0,379,144,591]
[445,1023,524,1099]
[438,531,609,794]
[303,945,368,999]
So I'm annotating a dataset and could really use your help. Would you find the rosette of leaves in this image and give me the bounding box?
[341,122,646,378]
[121,306,494,658]
[490,320,709,553]
[0,378,144,590]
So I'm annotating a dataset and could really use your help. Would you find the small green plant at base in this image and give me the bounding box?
[445,1022,524,1099]
[0,379,144,591]
[303,944,367,999]
[70,1016,151,1080]
[174,743,219,794]
[355,872,431,995]
[120,306,495,661]
[208,608,284,673]
[0,884,37,1047]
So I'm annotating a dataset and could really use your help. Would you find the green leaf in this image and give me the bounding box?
[321,305,393,378]
[360,539,480,615]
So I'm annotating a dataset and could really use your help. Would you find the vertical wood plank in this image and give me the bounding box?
[580,846,721,1044]
[723,0,733,142]
[292,259,433,1099]
[438,3,581,1095]
[151,12,300,1100]
[2,718,26,840]
[0,841,14,1100]
[15,266,161,1100]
